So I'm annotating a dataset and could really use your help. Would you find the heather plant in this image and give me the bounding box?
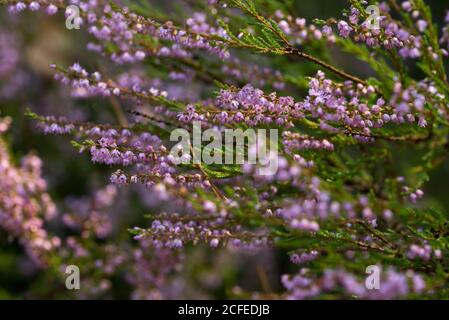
[0,0,449,300]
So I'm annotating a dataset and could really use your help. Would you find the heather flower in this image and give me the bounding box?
[46,4,58,15]
[0,28,27,98]
[290,250,319,265]
[273,11,336,45]
[283,268,426,300]
[1,0,448,301]
[0,119,59,266]
[337,21,352,38]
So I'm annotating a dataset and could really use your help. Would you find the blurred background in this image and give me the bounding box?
[0,0,448,299]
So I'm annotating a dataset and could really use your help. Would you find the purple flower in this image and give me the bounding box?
[46,4,58,15]
[337,21,352,38]
[29,2,40,11]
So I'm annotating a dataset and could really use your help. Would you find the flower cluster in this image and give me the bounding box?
[282,131,334,153]
[407,244,442,261]
[87,3,230,62]
[179,84,303,126]
[389,79,447,124]
[0,27,28,98]
[133,218,272,251]
[336,4,423,58]
[273,10,336,45]
[282,267,426,299]
[0,118,59,266]
[290,250,319,265]
[221,58,285,89]
[6,1,59,15]
[1,0,449,300]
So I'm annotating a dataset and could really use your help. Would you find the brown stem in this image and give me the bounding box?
[284,47,369,86]
[188,143,227,200]
[355,219,397,250]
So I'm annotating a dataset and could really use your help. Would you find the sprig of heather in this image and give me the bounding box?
[179,70,437,140]
[52,63,169,100]
[87,2,230,61]
[282,132,334,153]
[407,243,442,261]
[4,0,60,15]
[440,11,449,53]
[132,219,271,250]
[178,83,304,126]
[4,0,231,60]
[2,0,449,300]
